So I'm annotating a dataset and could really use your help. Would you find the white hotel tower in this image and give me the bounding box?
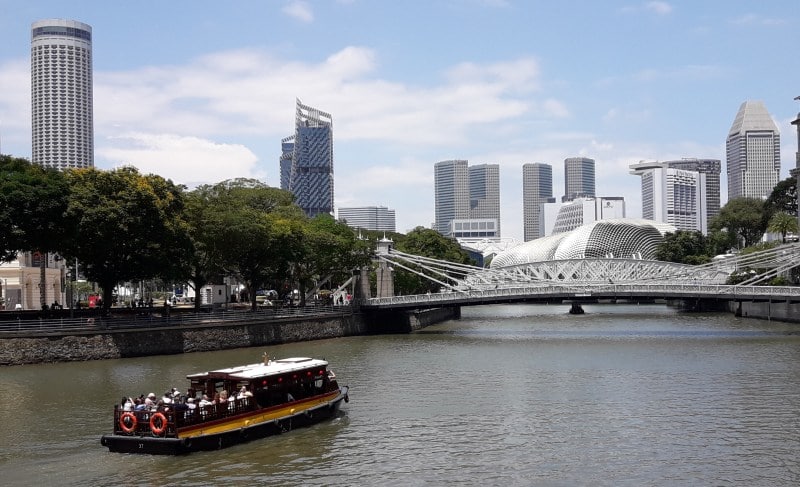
[31,19,94,169]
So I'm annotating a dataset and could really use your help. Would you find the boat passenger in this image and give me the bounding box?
[134,397,147,411]
[237,386,253,399]
[121,397,134,411]
[162,391,173,405]
[198,394,212,407]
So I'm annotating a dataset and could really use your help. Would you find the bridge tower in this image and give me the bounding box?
[375,236,394,298]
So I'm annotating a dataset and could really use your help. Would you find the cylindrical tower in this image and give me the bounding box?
[31,19,94,169]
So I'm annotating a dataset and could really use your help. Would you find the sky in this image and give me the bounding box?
[0,1,798,242]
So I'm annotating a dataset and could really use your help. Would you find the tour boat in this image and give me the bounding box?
[101,354,349,455]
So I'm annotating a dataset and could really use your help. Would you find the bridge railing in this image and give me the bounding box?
[363,283,800,307]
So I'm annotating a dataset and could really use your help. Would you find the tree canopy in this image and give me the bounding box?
[61,167,189,312]
[710,197,767,249]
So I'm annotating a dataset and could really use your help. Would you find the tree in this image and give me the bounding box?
[0,155,71,263]
[62,167,189,314]
[710,197,767,249]
[767,212,799,243]
[764,176,797,218]
[188,179,303,310]
[291,214,373,306]
[655,231,711,265]
[393,227,474,295]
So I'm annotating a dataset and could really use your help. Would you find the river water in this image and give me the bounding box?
[1,303,799,486]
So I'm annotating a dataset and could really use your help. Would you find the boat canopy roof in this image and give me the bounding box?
[186,357,329,381]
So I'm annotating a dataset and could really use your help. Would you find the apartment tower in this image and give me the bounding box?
[31,19,94,169]
[434,160,500,238]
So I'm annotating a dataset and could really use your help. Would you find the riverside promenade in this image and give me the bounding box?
[0,303,458,366]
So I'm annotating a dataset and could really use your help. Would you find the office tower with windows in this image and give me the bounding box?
[522,163,553,241]
[630,163,707,233]
[337,206,396,232]
[726,100,781,200]
[282,99,333,217]
[434,160,500,238]
[563,157,595,202]
[31,19,93,169]
[630,158,721,232]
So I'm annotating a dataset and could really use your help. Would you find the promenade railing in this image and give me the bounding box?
[0,303,353,336]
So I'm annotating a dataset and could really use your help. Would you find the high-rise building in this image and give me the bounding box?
[563,157,595,202]
[434,160,470,235]
[281,99,333,217]
[434,160,500,238]
[792,102,800,232]
[31,19,94,169]
[630,164,707,234]
[338,206,396,232]
[726,100,781,200]
[630,158,721,233]
[522,163,554,241]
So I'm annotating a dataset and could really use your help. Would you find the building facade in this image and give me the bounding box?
[31,19,94,169]
[522,163,554,241]
[282,99,334,217]
[630,159,719,234]
[337,206,396,232]
[726,100,781,200]
[543,197,626,236]
[563,157,595,202]
[434,160,500,238]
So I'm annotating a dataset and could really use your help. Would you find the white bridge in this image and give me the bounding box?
[363,242,800,309]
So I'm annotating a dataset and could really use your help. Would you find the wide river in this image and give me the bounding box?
[1,304,799,486]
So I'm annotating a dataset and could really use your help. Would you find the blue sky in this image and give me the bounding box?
[0,1,798,241]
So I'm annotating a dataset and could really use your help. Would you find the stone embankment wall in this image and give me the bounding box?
[728,300,800,323]
[0,315,367,366]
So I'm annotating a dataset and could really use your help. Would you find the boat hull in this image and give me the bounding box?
[101,387,348,455]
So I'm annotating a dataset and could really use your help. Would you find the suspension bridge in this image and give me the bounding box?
[362,242,800,312]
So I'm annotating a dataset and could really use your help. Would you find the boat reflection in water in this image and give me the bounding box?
[101,353,349,455]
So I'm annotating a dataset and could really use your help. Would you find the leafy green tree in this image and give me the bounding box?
[764,176,797,219]
[62,167,189,314]
[291,214,373,306]
[655,230,711,264]
[393,227,474,295]
[710,197,767,248]
[189,179,302,310]
[0,155,71,262]
[767,212,799,243]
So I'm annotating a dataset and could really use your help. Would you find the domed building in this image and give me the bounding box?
[490,219,676,268]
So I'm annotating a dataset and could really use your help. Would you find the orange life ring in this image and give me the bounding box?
[150,412,168,435]
[119,412,137,434]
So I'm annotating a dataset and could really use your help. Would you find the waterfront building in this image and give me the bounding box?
[792,103,800,233]
[337,206,396,232]
[522,163,554,241]
[542,196,626,236]
[630,159,719,234]
[282,99,333,217]
[31,19,93,169]
[563,157,595,202]
[434,160,501,238]
[490,218,675,267]
[726,100,781,200]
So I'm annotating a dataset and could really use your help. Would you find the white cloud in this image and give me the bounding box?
[645,1,672,15]
[98,133,263,188]
[282,1,314,23]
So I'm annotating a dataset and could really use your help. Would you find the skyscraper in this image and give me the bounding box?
[630,163,707,234]
[563,157,595,202]
[726,100,781,200]
[282,99,333,217]
[31,19,93,169]
[337,206,396,232]
[434,160,500,238]
[522,163,553,241]
[630,158,721,233]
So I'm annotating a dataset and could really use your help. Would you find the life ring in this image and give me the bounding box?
[150,412,168,435]
[119,412,137,434]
